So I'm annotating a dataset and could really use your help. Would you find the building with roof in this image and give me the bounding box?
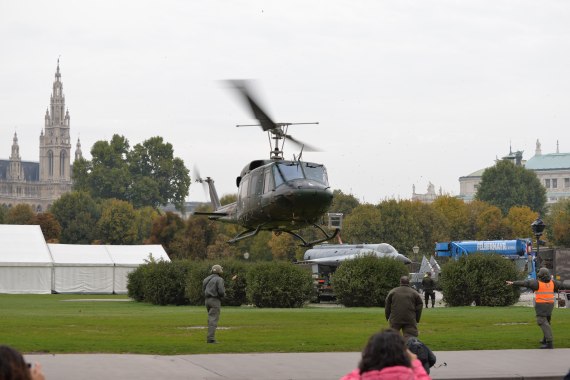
[411,182,441,203]
[0,61,82,211]
[459,140,570,204]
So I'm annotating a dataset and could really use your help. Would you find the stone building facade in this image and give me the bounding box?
[458,140,570,204]
[0,62,82,211]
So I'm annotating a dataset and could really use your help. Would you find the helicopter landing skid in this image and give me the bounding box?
[282,224,340,248]
[227,225,263,244]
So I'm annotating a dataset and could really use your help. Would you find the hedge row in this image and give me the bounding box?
[127,254,525,308]
[127,259,313,308]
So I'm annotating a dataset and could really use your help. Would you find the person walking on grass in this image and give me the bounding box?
[385,276,423,339]
[506,267,569,349]
[421,272,436,308]
[203,264,225,344]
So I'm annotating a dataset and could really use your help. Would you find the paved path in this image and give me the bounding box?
[25,349,570,380]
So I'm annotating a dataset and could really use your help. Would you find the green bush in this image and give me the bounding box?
[127,264,148,302]
[186,260,248,306]
[332,256,409,307]
[246,262,313,308]
[439,254,524,306]
[129,260,191,305]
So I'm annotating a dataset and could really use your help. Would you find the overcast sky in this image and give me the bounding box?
[1,1,568,204]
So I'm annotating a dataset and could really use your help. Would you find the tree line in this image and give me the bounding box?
[1,139,569,260]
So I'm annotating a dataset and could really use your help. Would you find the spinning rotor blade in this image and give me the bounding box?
[229,80,276,132]
[193,165,209,199]
[282,132,320,152]
[228,79,321,152]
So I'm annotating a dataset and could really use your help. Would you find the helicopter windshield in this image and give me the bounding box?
[303,163,328,185]
[273,162,329,187]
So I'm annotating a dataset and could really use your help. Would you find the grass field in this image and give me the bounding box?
[1,294,569,355]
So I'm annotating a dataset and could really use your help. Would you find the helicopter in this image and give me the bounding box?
[193,80,339,247]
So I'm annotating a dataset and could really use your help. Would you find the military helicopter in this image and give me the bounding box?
[194,80,339,247]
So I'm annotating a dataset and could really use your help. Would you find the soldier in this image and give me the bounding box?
[203,264,225,344]
[506,267,568,349]
[421,272,436,308]
[385,276,424,338]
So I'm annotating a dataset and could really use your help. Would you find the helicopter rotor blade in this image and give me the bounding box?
[228,80,276,132]
[282,133,320,152]
[193,165,209,199]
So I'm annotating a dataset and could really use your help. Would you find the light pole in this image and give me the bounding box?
[412,245,420,264]
[412,245,419,255]
[531,217,546,268]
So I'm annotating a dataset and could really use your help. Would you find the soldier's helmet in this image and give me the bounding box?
[211,264,223,274]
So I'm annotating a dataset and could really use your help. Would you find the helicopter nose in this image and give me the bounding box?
[286,183,333,214]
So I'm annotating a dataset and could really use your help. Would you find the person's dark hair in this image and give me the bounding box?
[0,345,32,380]
[358,329,411,374]
[400,276,410,285]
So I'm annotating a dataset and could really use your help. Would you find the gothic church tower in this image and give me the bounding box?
[39,60,72,183]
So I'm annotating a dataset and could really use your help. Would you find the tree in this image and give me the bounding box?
[505,206,537,239]
[169,216,217,260]
[546,199,570,247]
[220,194,237,206]
[134,206,160,244]
[342,204,382,243]
[330,190,360,216]
[431,196,470,241]
[475,205,511,240]
[32,212,62,242]
[145,212,185,255]
[73,134,190,211]
[6,204,35,224]
[96,199,138,244]
[268,233,298,261]
[475,160,546,215]
[376,200,446,258]
[49,191,101,244]
[0,205,7,223]
[127,136,190,210]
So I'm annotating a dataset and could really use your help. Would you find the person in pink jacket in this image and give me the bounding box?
[340,329,431,380]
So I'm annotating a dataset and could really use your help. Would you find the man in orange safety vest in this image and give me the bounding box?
[506,267,568,349]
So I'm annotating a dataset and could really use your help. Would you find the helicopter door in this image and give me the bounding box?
[250,171,263,209]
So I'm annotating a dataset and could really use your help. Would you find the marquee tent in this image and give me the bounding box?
[105,245,170,294]
[0,225,53,294]
[48,244,115,294]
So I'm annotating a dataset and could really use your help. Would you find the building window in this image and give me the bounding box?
[60,150,66,177]
[545,179,550,188]
[474,184,479,190]
[48,150,54,176]
[565,178,570,188]
[552,178,558,189]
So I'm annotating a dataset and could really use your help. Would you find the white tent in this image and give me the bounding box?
[49,244,115,294]
[105,245,170,294]
[0,225,53,294]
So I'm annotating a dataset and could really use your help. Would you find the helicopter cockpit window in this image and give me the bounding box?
[303,163,329,185]
[273,163,304,187]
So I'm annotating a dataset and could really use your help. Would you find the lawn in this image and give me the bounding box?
[1,294,569,355]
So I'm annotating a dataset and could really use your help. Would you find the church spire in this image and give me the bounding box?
[8,132,23,180]
[75,138,83,161]
[40,60,72,182]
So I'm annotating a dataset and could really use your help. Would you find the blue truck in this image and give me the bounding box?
[435,239,536,279]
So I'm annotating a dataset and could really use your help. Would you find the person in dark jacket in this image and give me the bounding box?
[421,272,436,308]
[406,336,437,374]
[203,264,226,344]
[506,267,569,349]
[385,276,423,338]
